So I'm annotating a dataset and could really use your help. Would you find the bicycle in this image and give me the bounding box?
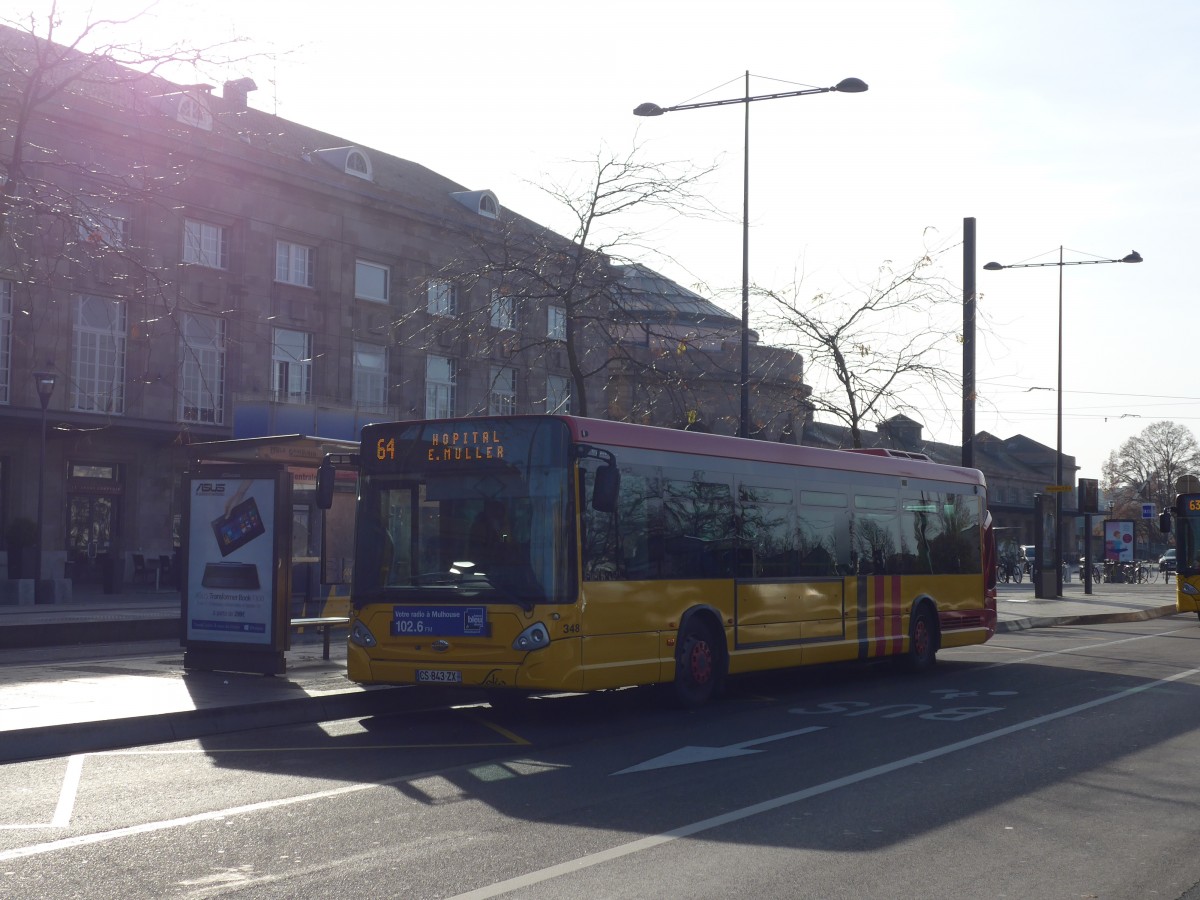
[996,560,1023,584]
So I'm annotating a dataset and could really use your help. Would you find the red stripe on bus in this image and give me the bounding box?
[891,575,903,655]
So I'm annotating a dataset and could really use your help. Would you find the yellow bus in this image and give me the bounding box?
[1162,482,1200,620]
[317,415,997,707]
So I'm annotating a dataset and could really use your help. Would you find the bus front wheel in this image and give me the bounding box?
[674,620,721,708]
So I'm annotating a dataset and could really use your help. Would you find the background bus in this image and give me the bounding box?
[317,415,997,706]
[1162,480,1200,619]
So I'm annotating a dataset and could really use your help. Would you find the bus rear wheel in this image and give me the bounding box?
[674,620,721,708]
[900,605,938,673]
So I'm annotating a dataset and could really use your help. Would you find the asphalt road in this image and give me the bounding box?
[5,615,1200,899]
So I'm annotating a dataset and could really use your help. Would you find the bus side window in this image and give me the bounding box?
[581,464,659,581]
[663,477,734,578]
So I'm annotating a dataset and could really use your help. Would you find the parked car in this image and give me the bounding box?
[1160,548,1176,572]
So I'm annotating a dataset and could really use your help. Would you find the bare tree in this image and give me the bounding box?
[1102,421,1200,525]
[0,4,256,415]
[758,235,962,448]
[433,141,729,420]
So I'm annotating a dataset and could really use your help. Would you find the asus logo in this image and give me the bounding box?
[194,483,227,495]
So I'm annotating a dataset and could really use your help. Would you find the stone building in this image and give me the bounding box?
[0,25,805,590]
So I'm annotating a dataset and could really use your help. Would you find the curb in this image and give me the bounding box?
[0,682,474,765]
[996,604,1180,634]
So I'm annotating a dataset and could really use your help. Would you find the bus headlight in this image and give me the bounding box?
[513,622,550,651]
[1182,582,1199,597]
[350,619,378,648]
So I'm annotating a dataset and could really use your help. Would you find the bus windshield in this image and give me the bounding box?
[352,418,575,607]
[1177,493,1200,577]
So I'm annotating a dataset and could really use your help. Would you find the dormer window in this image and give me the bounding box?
[346,151,370,177]
[151,90,214,131]
[450,190,500,219]
[311,146,373,182]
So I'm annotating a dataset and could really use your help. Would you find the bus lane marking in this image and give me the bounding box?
[450,661,1200,900]
[0,755,83,831]
[6,660,1198,867]
[612,726,826,775]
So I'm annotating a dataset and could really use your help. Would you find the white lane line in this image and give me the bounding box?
[0,777,381,860]
[0,755,85,831]
[446,662,1200,900]
[981,625,1195,669]
[51,755,84,828]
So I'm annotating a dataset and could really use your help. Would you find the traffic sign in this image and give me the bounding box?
[1044,485,1073,493]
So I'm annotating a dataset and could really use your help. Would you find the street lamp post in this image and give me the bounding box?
[32,370,57,604]
[635,73,868,438]
[983,248,1142,597]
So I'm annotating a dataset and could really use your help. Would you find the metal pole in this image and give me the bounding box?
[962,217,976,468]
[35,402,46,603]
[1056,246,1064,597]
[739,70,750,439]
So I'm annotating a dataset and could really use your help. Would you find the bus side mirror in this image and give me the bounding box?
[316,459,335,510]
[1159,511,1173,534]
[592,464,619,513]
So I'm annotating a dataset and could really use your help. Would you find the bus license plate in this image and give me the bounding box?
[416,669,462,684]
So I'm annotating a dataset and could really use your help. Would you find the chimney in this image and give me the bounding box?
[223,77,258,111]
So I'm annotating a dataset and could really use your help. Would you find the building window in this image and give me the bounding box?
[78,211,130,248]
[490,290,515,331]
[0,279,10,405]
[427,280,458,317]
[355,260,389,303]
[179,313,225,424]
[546,373,570,415]
[276,240,315,287]
[345,150,371,180]
[489,365,516,416]
[183,219,228,268]
[354,342,388,409]
[72,296,126,414]
[272,328,312,403]
[548,305,566,341]
[425,355,456,419]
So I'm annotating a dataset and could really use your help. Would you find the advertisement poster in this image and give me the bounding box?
[1104,520,1135,562]
[185,475,277,645]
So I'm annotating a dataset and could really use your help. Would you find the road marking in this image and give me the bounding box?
[0,755,83,831]
[613,727,826,774]
[981,625,1194,669]
[3,645,1195,866]
[445,662,1200,900]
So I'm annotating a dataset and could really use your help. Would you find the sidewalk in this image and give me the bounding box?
[0,578,1183,764]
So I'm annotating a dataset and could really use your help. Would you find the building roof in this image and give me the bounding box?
[614,264,740,326]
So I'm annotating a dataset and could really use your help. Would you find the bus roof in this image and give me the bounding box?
[362,415,986,488]
[558,415,986,488]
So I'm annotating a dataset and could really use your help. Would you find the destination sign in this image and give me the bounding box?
[426,429,506,463]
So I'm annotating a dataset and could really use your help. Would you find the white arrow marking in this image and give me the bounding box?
[612,726,826,775]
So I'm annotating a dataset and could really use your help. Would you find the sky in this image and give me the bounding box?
[30,0,1200,482]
